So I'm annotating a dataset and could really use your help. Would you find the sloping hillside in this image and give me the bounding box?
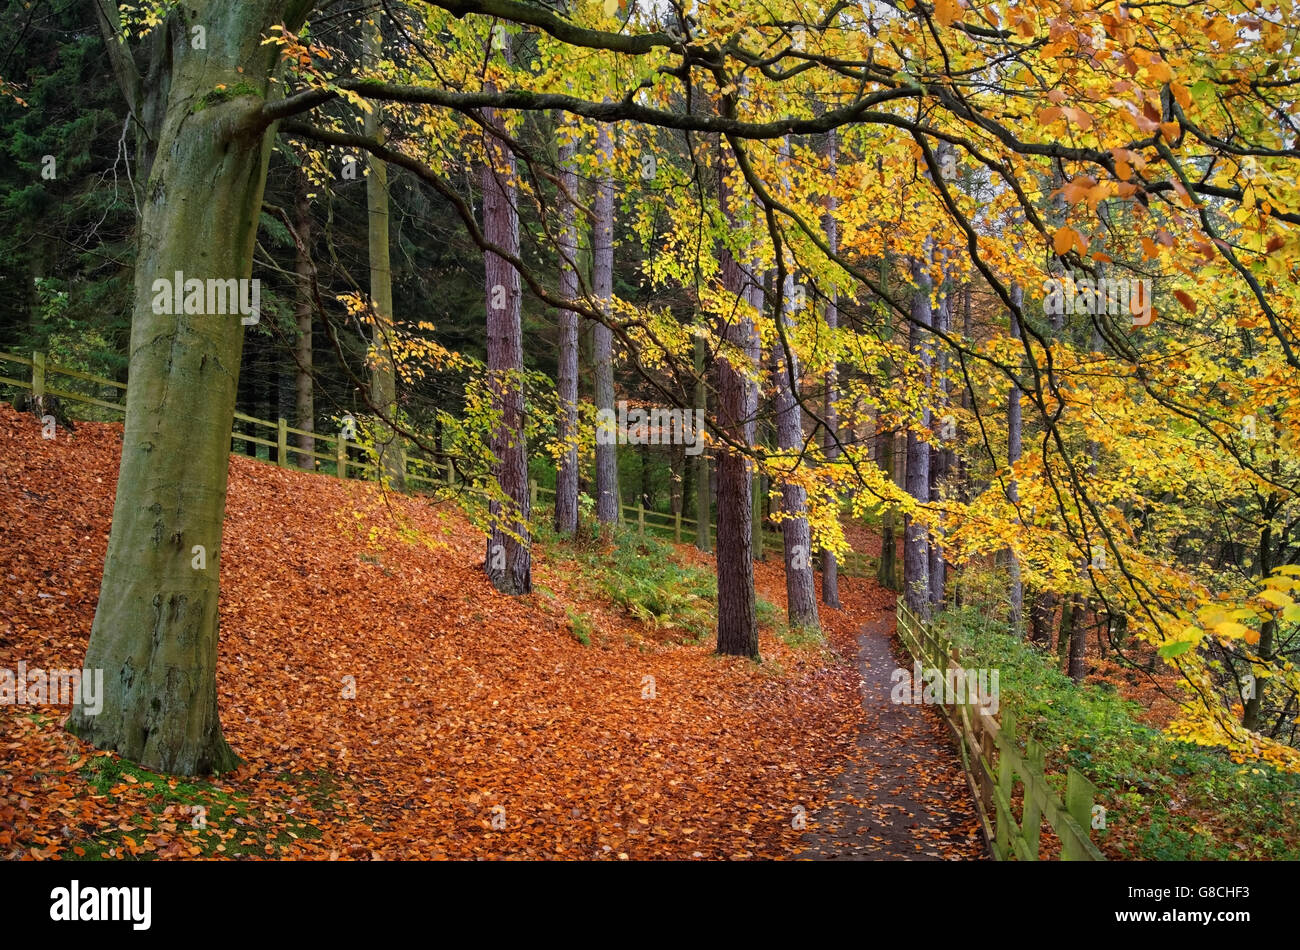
[1,406,978,859]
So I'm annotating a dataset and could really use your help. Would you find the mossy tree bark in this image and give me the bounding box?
[364,15,404,490]
[293,169,315,465]
[68,0,315,775]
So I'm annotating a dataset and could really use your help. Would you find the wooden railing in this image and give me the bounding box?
[2,349,876,575]
[529,478,875,576]
[1,350,451,487]
[896,600,1105,861]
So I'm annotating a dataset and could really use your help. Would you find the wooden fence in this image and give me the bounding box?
[896,600,1105,861]
[0,350,452,488]
[2,350,876,574]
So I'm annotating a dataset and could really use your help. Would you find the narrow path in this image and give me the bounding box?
[800,610,988,860]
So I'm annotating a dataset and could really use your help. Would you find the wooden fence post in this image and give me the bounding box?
[674,509,682,543]
[337,439,347,480]
[637,502,645,536]
[995,709,1016,860]
[1063,767,1099,861]
[530,479,538,512]
[32,351,45,399]
[277,418,289,469]
[1022,738,1045,859]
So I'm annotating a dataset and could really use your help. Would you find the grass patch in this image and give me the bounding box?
[565,607,594,646]
[69,755,330,860]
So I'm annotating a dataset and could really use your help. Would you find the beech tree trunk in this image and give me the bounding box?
[773,195,818,629]
[876,426,897,590]
[593,122,618,526]
[364,15,403,490]
[68,0,315,774]
[482,72,531,595]
[293,169,315,466]
[554,132,580,535]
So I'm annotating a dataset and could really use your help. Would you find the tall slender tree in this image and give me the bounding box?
[592,121,618,527]
[715,148,759,659]
[1007,284,1025,632]
[553,130,581,536]
[773,140,817,629]
[364,14,403,490]
[903,251,933,617]
[293,169,315,466]
[820,129,841,608]
[482,37,530,594]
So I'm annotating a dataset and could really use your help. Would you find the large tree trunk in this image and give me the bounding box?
[482,76,531,595]
[553,132,580,536]
[364,16,403,490]
[293,169,315,467]
[68,0,312,774]
[593,122,618,526]
[714,153,758,659]
[903,254,933,617]
[820,130,841,608]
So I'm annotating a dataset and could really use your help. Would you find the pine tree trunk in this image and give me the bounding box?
[482,78,531,595]
[928,285,951,610]
[1030,590,1057,645]
[714,153,758,659]
[694,335,710,551]
[820,131,841,607]
[593,121,618,527]
[68,0,312,774]
[1057,595,1074,668]
[553,132,580,535]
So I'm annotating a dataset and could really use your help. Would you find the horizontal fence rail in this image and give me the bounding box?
[896,601,1105,861]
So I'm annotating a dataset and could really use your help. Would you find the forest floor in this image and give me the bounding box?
[0,406,982,860]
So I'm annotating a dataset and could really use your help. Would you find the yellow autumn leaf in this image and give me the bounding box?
[932,0,961,27]
[1259,588,1292,608]
[1213,620,1250,639]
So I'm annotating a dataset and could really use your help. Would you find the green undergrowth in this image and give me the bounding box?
[935,606,1300,859]
[536,522,781,647]
[68,752,330,859]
